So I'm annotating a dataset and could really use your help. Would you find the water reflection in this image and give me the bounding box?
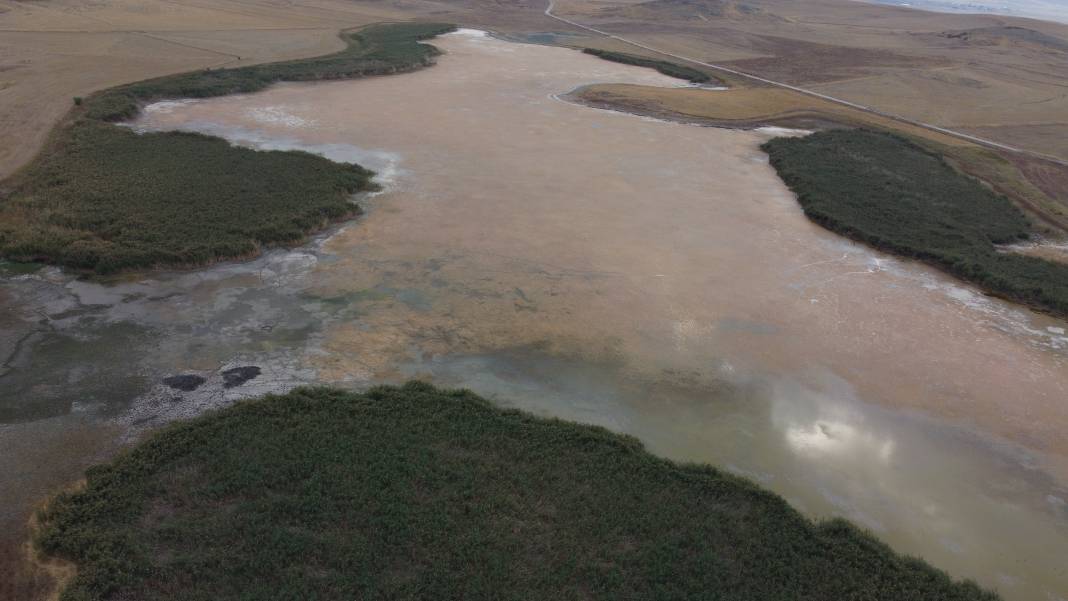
[2,28,1067,601]
[402,349,1067,597]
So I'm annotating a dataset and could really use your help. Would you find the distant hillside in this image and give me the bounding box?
[597,0,784,22]
[866,0,1068,24]
[926,26,1068,52]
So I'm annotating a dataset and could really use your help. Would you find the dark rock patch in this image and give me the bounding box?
[162,374,205,392]
[222,366,261,388]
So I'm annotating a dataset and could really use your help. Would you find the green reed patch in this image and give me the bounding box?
[763,129,1068,316]
[84,23,456,122]
[0,22,454,274]
[2,122,374,273]
[582,48,716,84]
[36,383,997,601]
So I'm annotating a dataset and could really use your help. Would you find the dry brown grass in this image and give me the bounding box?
[6,0,1068,178]
[0,0,579,181]
[0,0,424,180]
[1,480,85,601]
[552,0,1068,160]
[575,83,970,145]
[3,0,1068,598]
[574,82,1068,232]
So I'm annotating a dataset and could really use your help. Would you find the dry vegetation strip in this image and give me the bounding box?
[0,22,455,275]
[573,82,1068,312]
[574,84,972,146]
[574,83,1068,233]
[35,382,998,601]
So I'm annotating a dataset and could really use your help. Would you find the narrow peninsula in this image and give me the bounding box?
[0,23,454,274]
[36,383,998,601]
[763,129,1068,316]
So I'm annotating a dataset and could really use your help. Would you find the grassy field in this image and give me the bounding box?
[763,129,1068,316]
[0,22,454,274]
[35,382,997,601]
[581,48,716,84]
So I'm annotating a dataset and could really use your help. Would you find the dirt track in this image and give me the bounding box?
[544,0,1068,167]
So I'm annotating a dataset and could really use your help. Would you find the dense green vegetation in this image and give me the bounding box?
[582,48,715,83]
[36,382,997,601]
[3,123,375,272]
[763,129,1068,316]
[0,22,455,274]
[84,23,456,122]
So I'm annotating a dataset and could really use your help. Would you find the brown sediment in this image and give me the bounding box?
[1002,240,1068,266]
[0,541,54,601]
[0,417,122,601]
[131,30,1068,477]
[23,484,82,601]
[2,483,84,601]
[1004,151,1068,220]
[568,86,848,131]
[59,30,1068,600]
[0,0,429,181]
[572,83,1068,235]
[569,84,974,145]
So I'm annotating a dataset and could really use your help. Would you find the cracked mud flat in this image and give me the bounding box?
[2,29,1068,600]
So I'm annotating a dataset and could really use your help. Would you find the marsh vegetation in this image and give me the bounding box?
[763,129,1068,316]
[36,383,998,601]
[0,23,454,274]
[582,48,715,84]
[84,23,456,122]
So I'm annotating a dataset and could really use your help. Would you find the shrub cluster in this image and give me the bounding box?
[0,22,455,273]
[582,48,715,83]
[36,382,998,601]
[2,122,374,272]
[763,129,1068,316]
[85,23,456,122]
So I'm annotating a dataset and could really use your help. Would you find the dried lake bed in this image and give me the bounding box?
[2,29,1067,600]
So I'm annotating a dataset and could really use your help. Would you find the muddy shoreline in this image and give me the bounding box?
[566,87,848,132]
[569,86,1068,320]
[2,29,1067,601]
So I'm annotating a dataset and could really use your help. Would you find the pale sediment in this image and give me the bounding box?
[2,28,1067,601]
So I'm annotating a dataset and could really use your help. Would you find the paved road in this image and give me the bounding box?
[544,0,1068,167]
